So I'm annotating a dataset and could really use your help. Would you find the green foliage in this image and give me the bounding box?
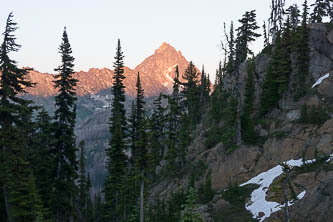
[295,154,332,174]
[235,10,261,66]
[0,13,38,222]
[299,105,330,125]
[310,0,329,23]
[205,89,238,152]
[293,0,310,100]
[198,176,215,204]
[261,23,293,114]
[241,59,259,145]
[104,39,128,221]
[51,27,79,221]
[182,61,201,127]
[213,184,259,222]
[180,187,203,222]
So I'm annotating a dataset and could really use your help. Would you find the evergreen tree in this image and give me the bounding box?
[149,94,166,165]
[0,12,39,222]
[235,10,261,66]
[180,188,203,222]
[269,0,286,42]
[311,0,328,23]
[134,72,148,222]
[286,4,301,30]
[263,21,269,47]
[86,175,94,222]
[241,59,257,144]
[294,0,310,100]
[225,21,235,74]
[214,62,223,87]
[78,141,88,222]
[128,101,137,166]
[51,27,79,221]
[181,61,200,126]
[104,39,128,221]
[326,0,333,22]
[261,27,292,113]
[199,66,207,105]
[30,109,55,217]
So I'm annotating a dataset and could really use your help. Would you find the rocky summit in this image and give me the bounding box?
[25,42,194,98]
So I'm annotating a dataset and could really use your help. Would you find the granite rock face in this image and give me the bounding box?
[148,24,333,221]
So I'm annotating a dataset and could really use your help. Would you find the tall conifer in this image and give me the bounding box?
[0,12,38,222]
[104,39,128,221]
[52,27,79,221]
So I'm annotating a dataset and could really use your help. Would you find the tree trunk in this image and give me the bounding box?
[3,185,13,222]
[140,171,144,222]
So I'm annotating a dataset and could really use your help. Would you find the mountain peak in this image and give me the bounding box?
[155,42,177,54]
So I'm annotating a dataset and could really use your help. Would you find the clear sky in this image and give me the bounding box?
[1,0,315,79]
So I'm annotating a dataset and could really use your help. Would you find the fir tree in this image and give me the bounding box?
[149,94,166,164]
[269,0,286,42]
[235,10,261,66]
[263,21,269,47]
[294,0,310,100]
[261,28,292,113]
[286,4,301,30]
[51,27,79,221]
[241,59,257,144]
[30,109,55,216]
[214,62,223,87]
[326,0,333,22]
[225,22,235,74]
[104,39,128,221]
[78,141,88,222]
[128,101,137,166]
[311,0,328,23]
[181,61,200,127]
[199,66,207,105]
[0,12,38,222]
[180,187,203,222]
[134,72,148,222]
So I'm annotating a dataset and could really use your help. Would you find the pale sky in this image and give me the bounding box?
[1,0,315,80]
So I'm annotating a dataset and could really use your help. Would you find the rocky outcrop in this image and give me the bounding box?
[148,24,333,221]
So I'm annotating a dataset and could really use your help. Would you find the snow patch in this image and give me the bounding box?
[312,73,330,88]
[240,154,333,221]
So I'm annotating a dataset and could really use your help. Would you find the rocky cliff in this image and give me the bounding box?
[149,23,333,222]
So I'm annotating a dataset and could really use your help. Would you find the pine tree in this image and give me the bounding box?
[104,39,128,221]
[214,62,223,87]
[263,21,269,47]
[134,72,148,222]
[261,28,292,114]
[241,59,257,144]
[86,175,94,222]
[311,0,328,23]
[181,61,200,127]
[51,27,79,221]
[128,101,137,166]
[294,0,310,100]
[326,0,333,22]
[30,109,55,216]
[225,22,235,74]
[199,66,207,105]
[286,4,301,30]
[180,188,203,222]
[0,12,38,222]
[78,141,88,222]
[235,10,261,66]
[269,0,286,42]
